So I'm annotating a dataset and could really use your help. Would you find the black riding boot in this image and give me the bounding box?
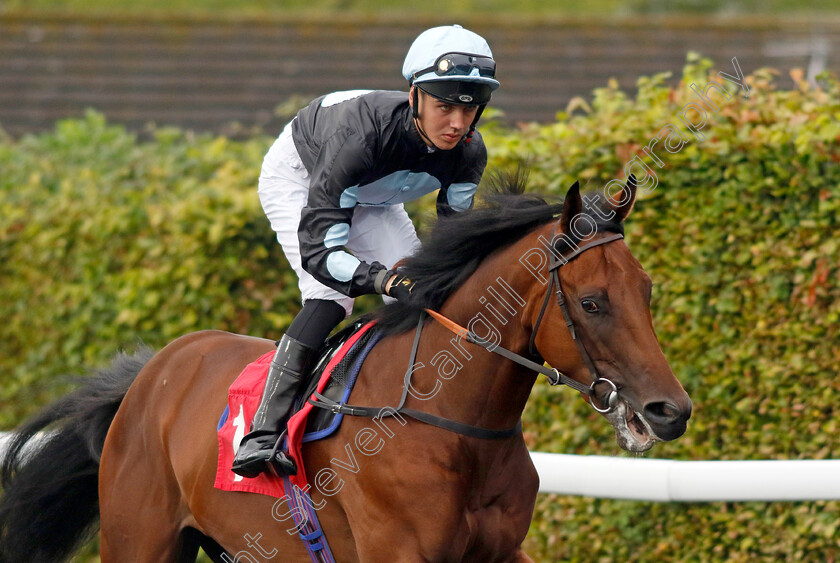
[231,334,317,478]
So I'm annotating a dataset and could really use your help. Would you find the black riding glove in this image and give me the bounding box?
[385,271,415,302]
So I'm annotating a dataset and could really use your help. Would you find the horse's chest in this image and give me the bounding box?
[455,462,539,560]
[460,505,527,560]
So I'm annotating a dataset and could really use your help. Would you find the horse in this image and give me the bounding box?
[0,175,691,563]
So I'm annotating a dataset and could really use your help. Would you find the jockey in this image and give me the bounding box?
[232,25,500,478]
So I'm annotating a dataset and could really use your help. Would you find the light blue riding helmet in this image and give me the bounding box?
[402,25,499,107]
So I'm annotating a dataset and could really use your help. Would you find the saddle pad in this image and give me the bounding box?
[299,327,380,440]
[214,322,376,498]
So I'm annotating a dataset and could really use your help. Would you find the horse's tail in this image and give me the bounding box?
[0,346,155,563]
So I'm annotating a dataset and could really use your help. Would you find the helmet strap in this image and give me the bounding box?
[465,104,486,143]
[414,117,443,151]
[411,86,419,120]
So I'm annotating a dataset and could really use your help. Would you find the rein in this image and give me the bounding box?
[427,232,624,414]
[310,313,522,439]
[309,231,625,439]
[424,309,588,393]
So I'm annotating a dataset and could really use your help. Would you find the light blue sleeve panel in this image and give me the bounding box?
[339,185,359,208]
[350,170,442,206]
[446,182,478,212]
[323,222,351,248]
[326,250,362,283]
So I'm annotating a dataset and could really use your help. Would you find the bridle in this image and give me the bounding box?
[427,230,625,414]
[528,231,624,412]
[309,229,626,439]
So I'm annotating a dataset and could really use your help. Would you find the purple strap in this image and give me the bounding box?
[282,476,336,563]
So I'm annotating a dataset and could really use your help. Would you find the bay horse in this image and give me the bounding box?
[0,176,691,563]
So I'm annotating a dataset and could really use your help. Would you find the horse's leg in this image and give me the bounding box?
[99,508,187,561]
[176,528,205,563]
[100,524,196,563]
[101,330,356,562]
[99,411,193,562]
[98,331,272,563]
[302,421,467,562]
[312,411,538,563]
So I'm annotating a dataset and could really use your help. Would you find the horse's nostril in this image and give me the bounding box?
[644,401,681,424]
[642,400,690,441]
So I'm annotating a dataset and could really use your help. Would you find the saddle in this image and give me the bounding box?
[214,319,381,498]
[296,319,378,437]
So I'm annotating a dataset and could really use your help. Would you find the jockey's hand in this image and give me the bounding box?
[385,272,415,302]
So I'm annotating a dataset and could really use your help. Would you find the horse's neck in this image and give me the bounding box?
[406,250,542,431]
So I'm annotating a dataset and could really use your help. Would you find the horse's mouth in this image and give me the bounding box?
[605,401,656,452]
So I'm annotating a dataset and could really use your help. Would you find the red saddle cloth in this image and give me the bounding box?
[214,322,375,498]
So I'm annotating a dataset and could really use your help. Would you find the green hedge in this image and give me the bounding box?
[1,55,839,561]
[483,54,840,561]
[0,117,296,425]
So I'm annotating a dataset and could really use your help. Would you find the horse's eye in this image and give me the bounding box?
[581,299,600,313]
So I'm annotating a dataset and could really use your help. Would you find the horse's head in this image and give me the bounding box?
[527,178,691,452]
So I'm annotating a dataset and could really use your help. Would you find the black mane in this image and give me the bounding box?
[371,171,622,335]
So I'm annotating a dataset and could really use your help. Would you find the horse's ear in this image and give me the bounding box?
[561,181,582,233]
[614,174,637,223]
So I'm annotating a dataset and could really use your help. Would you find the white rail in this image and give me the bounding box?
[530,452,840,502]
[1,433,837,502]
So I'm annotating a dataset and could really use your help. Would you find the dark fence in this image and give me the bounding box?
[1,14,838,136]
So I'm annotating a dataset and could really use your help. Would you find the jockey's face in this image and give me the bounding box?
[411,87,479,150]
